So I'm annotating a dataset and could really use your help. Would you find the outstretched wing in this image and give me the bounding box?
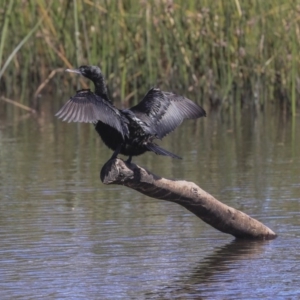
[55,89,128,138]
[130,88,206,139]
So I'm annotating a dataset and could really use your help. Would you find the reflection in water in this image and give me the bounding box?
[188,239,267,281]
[149,240,268,299]
[0,99,299,299]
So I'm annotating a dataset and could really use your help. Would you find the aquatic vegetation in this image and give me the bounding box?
[0,0,299,114]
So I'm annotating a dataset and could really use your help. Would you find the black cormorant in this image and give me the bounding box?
[56,65,206,162]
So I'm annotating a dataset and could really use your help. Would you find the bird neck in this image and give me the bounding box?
[94,78,111,102]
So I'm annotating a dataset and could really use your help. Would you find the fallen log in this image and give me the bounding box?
[100,159,277,240]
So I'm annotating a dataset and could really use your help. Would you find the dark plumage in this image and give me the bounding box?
[56,65,206,162]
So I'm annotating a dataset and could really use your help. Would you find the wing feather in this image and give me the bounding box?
[130,88,206,139]
[56,89,127,138]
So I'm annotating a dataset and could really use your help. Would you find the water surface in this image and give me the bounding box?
[0,99,299,299]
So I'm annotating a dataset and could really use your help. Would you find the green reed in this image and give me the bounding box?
[0,0,299,114]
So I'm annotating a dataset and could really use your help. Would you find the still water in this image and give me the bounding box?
[0,98,299,299]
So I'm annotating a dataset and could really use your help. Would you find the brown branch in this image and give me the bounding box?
[100,159,277,240]
[34,68,65,98]
[0,96,36,113]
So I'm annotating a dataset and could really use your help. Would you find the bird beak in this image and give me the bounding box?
[65,68,81,74]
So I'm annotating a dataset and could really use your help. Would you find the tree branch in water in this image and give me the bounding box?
[100,159,277,240]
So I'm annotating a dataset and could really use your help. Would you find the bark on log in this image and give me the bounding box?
[100,159,277,240]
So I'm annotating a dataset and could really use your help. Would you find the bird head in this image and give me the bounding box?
[66,65,103,82]
[66,65,109,98]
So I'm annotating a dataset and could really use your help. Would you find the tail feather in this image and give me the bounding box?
[146,144,182,159]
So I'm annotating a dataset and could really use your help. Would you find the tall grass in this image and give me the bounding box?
[0,0,299,114]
